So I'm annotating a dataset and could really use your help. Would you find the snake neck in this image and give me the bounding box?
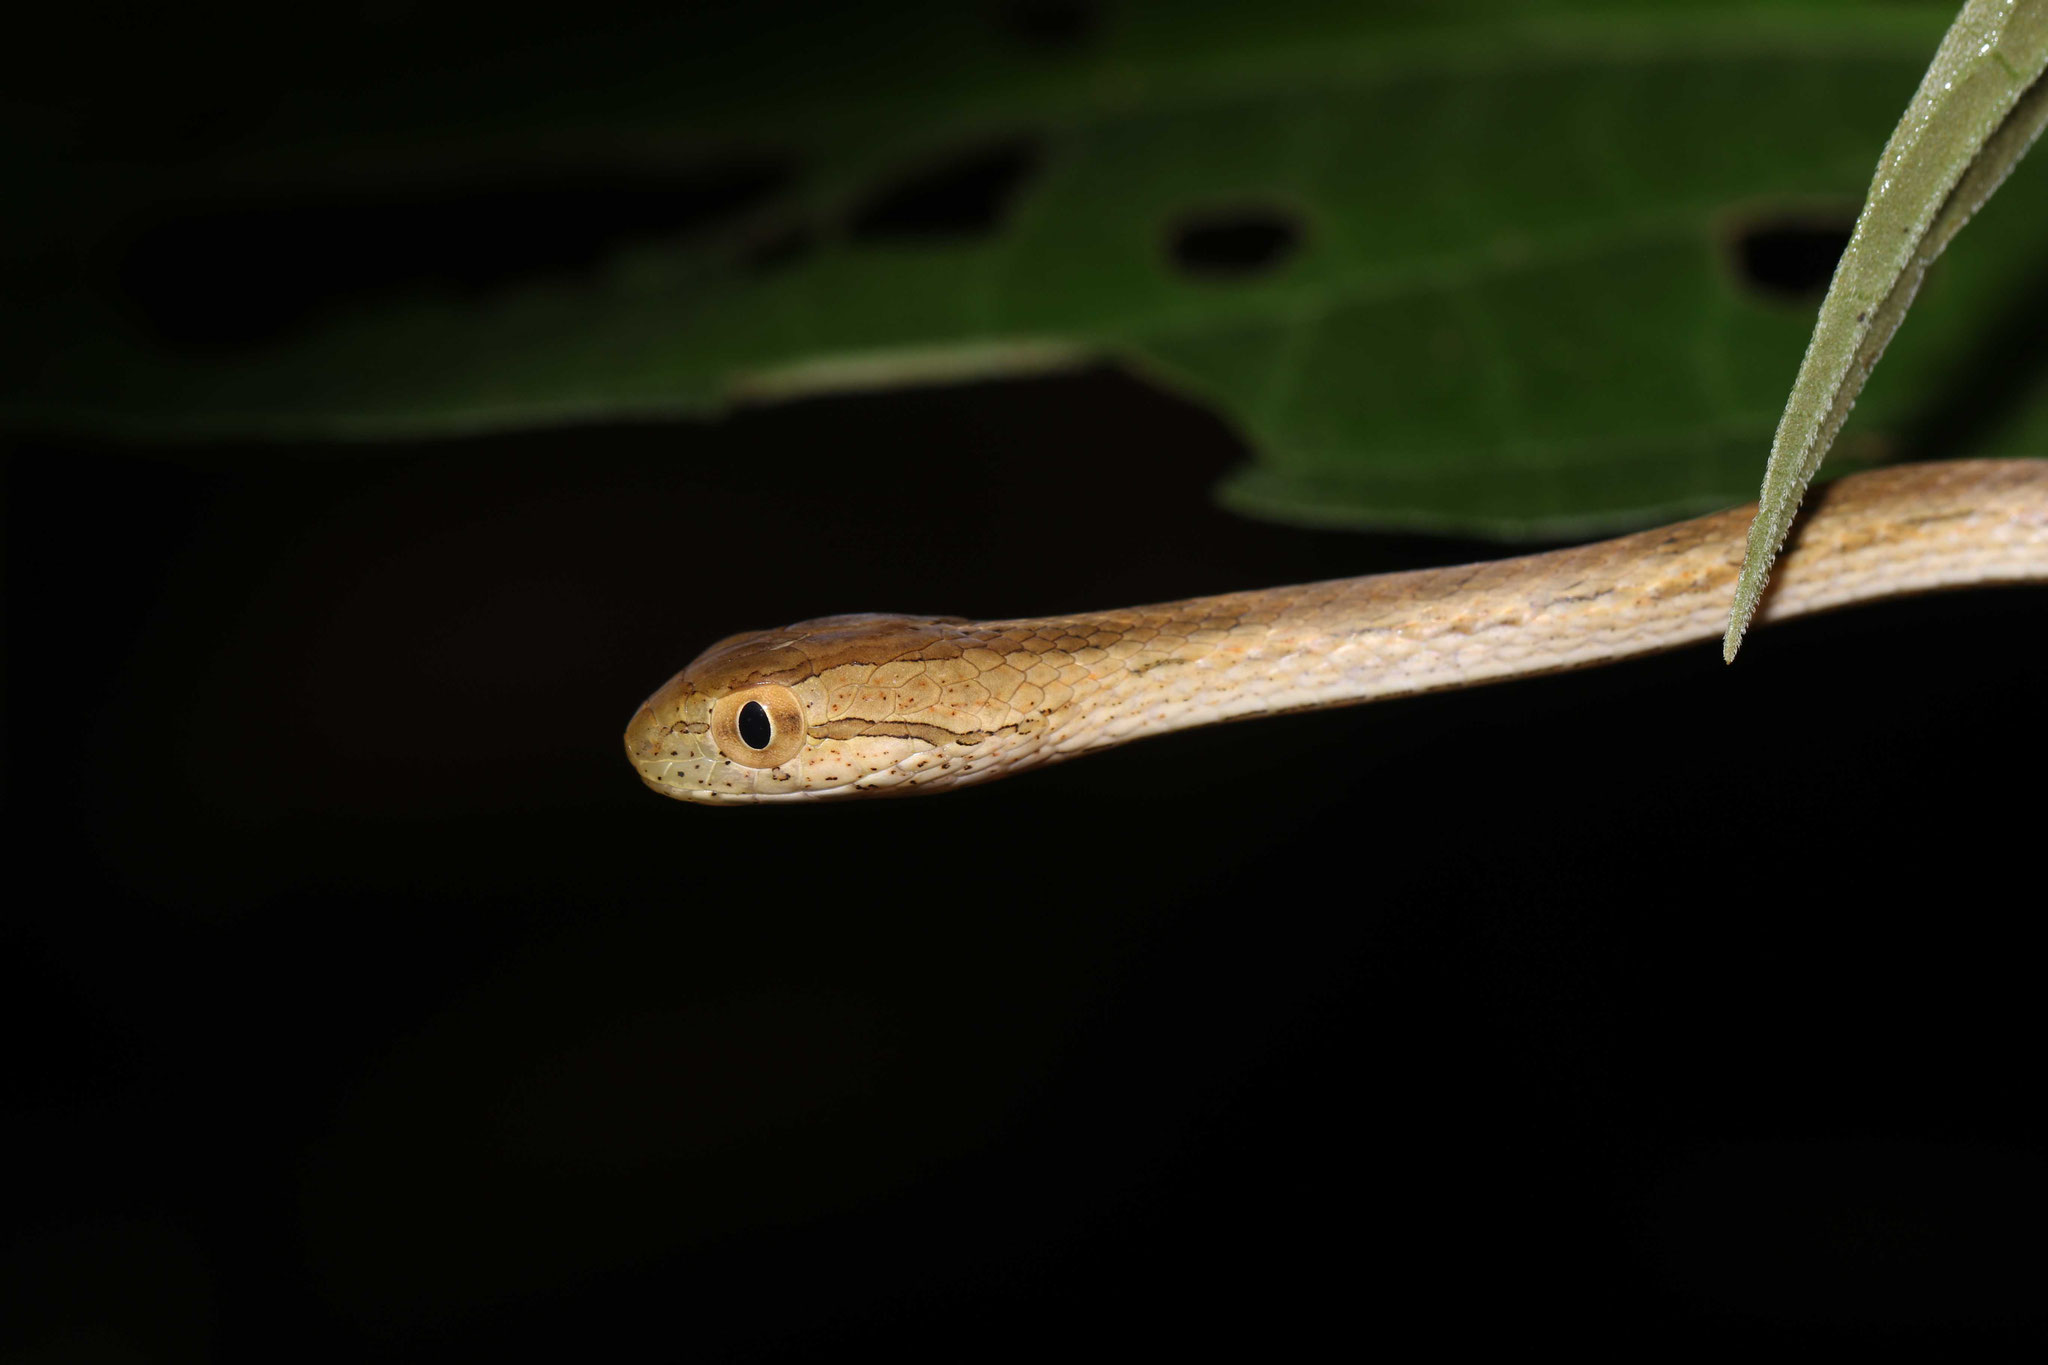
[988,460,2048,765]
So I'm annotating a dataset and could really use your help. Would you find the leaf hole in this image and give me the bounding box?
[116,158,798,350]
[847,140,1042,242]
[1727,214,1854,302]
[993,0,1101,50]
[1168,208,1304,279]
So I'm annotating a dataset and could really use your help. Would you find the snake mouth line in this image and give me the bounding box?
[631,745,944,805]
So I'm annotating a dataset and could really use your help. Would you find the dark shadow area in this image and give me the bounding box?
[115,160,796,349]
[1168,207,1304,278]
[8,365,2046,1360]
[1653,1139,2048,1327]
[847,140,1042,241]
[1727,215,1854,301]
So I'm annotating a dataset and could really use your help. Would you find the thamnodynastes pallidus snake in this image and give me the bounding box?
[625,459,2048,805]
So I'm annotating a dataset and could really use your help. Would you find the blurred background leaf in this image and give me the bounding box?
[8,0,2046,533]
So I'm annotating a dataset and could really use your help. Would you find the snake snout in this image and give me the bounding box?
[621,675,718,801]
[623,703,666,761]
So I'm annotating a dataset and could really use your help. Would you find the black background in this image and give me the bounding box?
[7,2,2047,1358]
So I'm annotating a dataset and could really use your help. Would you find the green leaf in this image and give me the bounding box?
[9,2,2048,536]
[1725,0,2048,659]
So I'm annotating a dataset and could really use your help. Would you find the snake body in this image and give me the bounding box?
[626,459,2048,804]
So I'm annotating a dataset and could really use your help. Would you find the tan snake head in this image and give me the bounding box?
[624,612,1063,804]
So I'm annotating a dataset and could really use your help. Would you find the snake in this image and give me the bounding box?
[625,459,2048,805]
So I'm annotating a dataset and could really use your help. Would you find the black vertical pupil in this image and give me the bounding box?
[737,700,773,749]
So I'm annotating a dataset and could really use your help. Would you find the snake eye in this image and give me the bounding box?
[737,700,771,749]
[709,684,806,769]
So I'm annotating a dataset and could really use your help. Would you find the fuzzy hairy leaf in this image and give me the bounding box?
[1725,0,2048,656]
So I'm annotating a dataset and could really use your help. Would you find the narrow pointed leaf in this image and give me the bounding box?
[1725,0,2048,660]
